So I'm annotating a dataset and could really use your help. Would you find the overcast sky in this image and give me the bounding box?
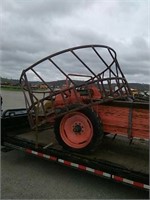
[1,0,149,83]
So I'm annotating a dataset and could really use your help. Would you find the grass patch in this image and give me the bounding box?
[1,86,22,91]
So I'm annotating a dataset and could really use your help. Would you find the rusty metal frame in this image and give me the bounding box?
[20,44,132,129]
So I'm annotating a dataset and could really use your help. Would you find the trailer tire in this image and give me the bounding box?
[54,107,103,153]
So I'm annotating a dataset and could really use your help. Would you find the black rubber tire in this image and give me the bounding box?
[54,107,103,153]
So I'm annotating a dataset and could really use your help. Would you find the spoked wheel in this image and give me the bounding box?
[54,107,103,153]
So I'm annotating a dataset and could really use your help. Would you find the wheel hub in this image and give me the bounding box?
[73,124,82,134]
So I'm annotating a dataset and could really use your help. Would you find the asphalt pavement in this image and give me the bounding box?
[1,150,149,199]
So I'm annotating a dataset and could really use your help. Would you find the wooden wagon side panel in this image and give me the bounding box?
[93,104,149,140]
[132,108,149,139]
[94,104,129,136]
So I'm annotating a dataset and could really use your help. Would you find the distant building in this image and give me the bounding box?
[31,85,39,90]
[130,88,139,97]
[1,82,10,86]
[39,84,48,89]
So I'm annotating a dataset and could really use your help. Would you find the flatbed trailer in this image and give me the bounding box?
[1,108,149,191]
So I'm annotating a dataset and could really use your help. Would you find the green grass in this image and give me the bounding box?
[1,85,22,91]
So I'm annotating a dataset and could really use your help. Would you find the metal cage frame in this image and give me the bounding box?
[20,45,131,129]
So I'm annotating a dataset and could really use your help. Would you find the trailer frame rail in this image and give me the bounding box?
[2,138,149,191]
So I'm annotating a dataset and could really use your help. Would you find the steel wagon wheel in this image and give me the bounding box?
[54,107,103,153]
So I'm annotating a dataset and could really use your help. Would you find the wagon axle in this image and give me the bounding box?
[73,124,83,134]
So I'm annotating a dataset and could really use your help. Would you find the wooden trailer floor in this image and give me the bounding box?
[16,128,149,175]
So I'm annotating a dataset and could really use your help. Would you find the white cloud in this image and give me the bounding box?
[1,0,149,83]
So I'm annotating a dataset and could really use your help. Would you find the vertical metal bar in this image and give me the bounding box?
[107,79,113,96]
[31,68,54,92]
[70,50,97,77]
[23,72,35,109]
[48,58,75,86]
[128,102,133,139]
[92,47,117,77]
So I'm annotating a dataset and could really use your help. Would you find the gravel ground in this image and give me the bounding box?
[1,150,149,199]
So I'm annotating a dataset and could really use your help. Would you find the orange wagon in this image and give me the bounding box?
[20,45,149,153]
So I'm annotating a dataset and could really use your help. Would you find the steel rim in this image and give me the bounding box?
[60,112,93,149]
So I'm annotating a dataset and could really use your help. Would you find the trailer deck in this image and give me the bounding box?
[15,128,148,174]
[2,123,149,190]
